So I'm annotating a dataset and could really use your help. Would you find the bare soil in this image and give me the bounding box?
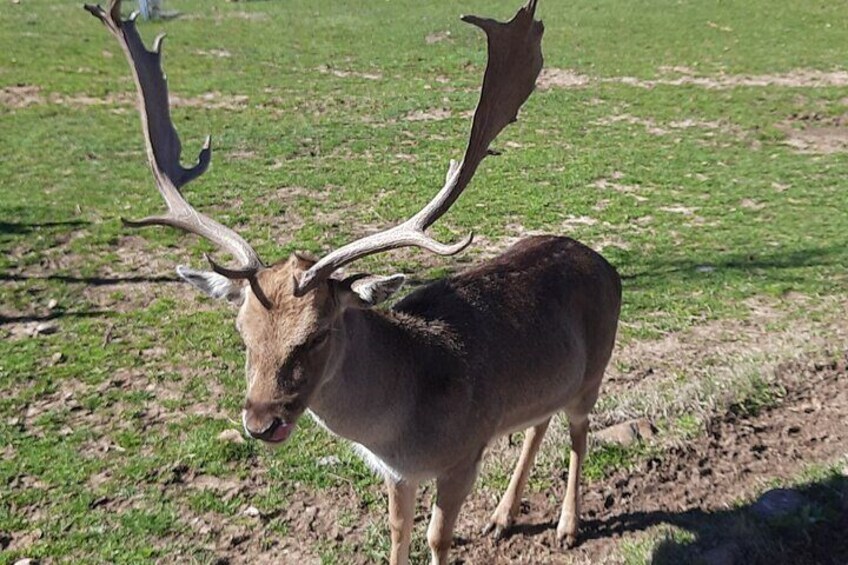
[454,351,848,564]
[779,112,848,154]
[0,84,249,111]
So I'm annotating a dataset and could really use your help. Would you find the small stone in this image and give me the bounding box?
[317,455,341,467]
[595,418,657,446]
[303,505,319,530]
[33,322,58,336]
[217,429,245,444]
[47,299,59,310]
[14,559,38,565]
[50,352,65,364]
[243,505,260,518]
[751,488,806,521]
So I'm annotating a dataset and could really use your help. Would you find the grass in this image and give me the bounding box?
[2,0,847,562]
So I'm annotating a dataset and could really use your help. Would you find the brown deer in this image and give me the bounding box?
[85,0,621,563]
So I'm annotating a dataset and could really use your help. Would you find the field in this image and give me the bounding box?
[2,0,847,563]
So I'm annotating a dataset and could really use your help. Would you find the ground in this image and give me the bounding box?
[2,0,847,563]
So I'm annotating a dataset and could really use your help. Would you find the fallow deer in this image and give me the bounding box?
[85,1,621,563]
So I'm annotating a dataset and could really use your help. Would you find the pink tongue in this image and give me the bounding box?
[269,422,294,443]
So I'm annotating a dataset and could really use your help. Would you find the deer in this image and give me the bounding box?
[85,0,621,563]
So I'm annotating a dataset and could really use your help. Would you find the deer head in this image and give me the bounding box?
[85,0,543,442]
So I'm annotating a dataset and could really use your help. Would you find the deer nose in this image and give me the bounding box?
[242,401,295,443]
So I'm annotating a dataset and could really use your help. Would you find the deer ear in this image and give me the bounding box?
[176,266,245,306]
[335,274,405,308]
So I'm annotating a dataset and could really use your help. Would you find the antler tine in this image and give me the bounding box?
[85,0,265,276]
[295,0,543,296]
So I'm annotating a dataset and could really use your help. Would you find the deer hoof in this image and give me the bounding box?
[481,517,513,541]
[557,531,579,549]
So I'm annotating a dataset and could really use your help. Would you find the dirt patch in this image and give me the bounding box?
[316,65,382,81]
[182,11,269,23]
[404,108,452,122]
[425,31,452,45]
[0,84,249,111]
[538,67,848,91]
[453,351,848,564]
[537,68,593,89]
[195,49,232,58]
[779,112,848,154]
[592,113,744,142]
[0,85,45,108]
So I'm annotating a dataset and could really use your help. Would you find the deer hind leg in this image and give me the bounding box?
[427,457,481,565]
[387,478,418,565]
[483,418,551,539]
[556,412,589,548]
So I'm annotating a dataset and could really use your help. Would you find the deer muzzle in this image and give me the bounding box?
[241,400,297,444]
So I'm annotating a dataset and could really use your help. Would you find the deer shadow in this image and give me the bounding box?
[619,244,843,287]
[0,273,177,285]
[0,220,88,235]
[403,243,843,292]
[506,473,847,565]
[0,310,110,325]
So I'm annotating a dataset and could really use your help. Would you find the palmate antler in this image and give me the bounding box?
[86,0,543,306]
[84,0,273,308]
[294,0,544,295]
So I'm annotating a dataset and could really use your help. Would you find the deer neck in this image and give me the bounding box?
[307,307,458,450]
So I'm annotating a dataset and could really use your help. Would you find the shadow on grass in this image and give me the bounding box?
[0,273,177,285]
[0,310,110,325]
[404,244,844,291]
[620,245,844,285]
[0,220,89,234]
[575,473,848,564]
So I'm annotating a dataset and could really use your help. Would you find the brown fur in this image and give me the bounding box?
[235,235,621,564]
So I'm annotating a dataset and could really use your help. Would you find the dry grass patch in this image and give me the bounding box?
[538,67,848,91]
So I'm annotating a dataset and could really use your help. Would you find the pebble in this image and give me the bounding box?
[317,455,341,467]
[33,322,58,336]
[217,429,245,444]
[595,418,657,446]
[751,488,806,520]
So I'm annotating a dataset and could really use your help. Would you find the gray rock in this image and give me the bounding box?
[751,488,806,520]
[317,455,341,467]
[595,418,657,446]
[33,322,58,336]
[217,429,245,444]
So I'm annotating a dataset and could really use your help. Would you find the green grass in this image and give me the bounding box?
[2,0,848,561]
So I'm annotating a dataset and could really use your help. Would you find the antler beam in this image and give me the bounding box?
[294,0,543,295]
[85,0,266,290]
